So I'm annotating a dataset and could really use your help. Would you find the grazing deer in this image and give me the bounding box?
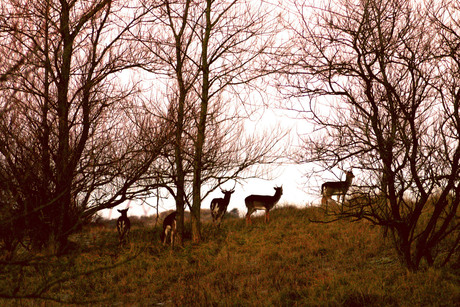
[321,170,355,207]
[210,188,235,226]
[245,186,283,225]
[161,211,177,248]
[117,208,131,245]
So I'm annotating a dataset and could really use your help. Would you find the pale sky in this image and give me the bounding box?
[102,107,321,220]
[103,162,317,220]
[102,0,324,220]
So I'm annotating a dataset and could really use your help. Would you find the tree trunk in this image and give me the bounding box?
[190,0,212,244]
[54,1,73,254]
[174,108,186,246]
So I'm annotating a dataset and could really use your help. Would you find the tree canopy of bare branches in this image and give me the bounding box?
[0,0,170,254]
[281,0,460,271]
[140,0,285,243]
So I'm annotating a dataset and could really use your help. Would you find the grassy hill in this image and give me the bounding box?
[1,206,459,306]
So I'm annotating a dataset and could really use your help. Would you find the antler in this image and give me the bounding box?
[230,180,237,192]
[220,179,237,192]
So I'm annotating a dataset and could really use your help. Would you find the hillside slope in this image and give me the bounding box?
[1,206,458,306]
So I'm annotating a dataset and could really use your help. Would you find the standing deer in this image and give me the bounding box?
[161,211,177,248]
[210,188,235,226]
[321,170,355,207]
[245,186,283,225]
[117,208,130,246]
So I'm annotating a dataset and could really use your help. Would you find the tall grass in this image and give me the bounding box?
[1,205,458,306]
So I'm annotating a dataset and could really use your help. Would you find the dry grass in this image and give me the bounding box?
[0,205,458,306]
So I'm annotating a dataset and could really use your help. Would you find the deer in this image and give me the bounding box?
[117,208,131,246]
[161,211,177,248]
[210,187,235,226]
[245,186,283,225]
[321,170,355,208]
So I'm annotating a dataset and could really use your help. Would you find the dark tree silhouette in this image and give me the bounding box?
[0,0,169,254]
[281,0,460,271]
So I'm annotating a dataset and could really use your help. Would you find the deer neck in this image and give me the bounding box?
[272,190,282,203]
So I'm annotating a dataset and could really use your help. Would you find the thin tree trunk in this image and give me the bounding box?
[191,0,212,244]
[54,1,73,254]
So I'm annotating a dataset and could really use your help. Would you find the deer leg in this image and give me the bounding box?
[163,227,170,246]
[119,230,125,245]
[246,212,252,225]
[322,195,329,213]
[323,195,334,213]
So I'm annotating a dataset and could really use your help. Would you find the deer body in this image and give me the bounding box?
[117,208,130,245]
[245,186,283,225]
[210,189,235,225]
[162,211,177,247]
[321,171,355,205]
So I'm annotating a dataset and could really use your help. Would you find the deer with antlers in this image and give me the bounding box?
[210,186,235,226]
[321,170,355,208]
[117,208,131,246]
[245,186,283,225]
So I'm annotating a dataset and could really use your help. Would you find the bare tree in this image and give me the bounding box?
[141,0,284,243]
[190,0,284,243]
[139,0,197,246]
[281,0,459,271]
[0,0,169,254]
